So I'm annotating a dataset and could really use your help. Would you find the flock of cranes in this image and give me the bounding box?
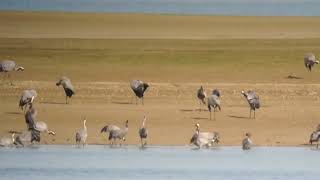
[1,52,320,150]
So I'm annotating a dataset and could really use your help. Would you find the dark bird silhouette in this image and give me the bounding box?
[241,90,260,119]
[56,77,75,104]
[130,80,149,105]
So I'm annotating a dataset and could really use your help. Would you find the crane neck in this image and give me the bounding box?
[83,121,87,130]
[142,117,146,127]
[196,127,200,134]
[11,134,15,143]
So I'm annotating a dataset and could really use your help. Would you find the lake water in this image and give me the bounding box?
[0,145,319,180]
[0,0,320,16]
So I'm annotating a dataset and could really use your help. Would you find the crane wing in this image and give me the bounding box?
[35,121,48,132]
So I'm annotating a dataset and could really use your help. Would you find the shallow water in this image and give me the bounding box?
[0,0,320,16]
[0,145,319,180]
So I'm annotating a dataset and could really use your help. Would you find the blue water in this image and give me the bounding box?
[0,0,320,16]
[0,145,320,180]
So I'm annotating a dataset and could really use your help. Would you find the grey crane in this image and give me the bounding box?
[19,90,37,112]
[130,80,149,105]
[190,123,220,148]
[242,133,253,150]
[101,120,129,146]
[241,90,260,119]
[139,115,148,147]
[76,118,88,147]
[25,106,38,130]
[207,89,221,120]
[0,133,15,147]
[309,125,320,148]
[0,60,24,85]
[197,86,207,111]
[309,131,320,148]
[24,106,55,141]
[35,121,56,136]
[14,130,40,147]
[56,77,75,104]
[304,53,319,71]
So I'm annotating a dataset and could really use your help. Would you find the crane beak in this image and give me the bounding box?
[30,96,35,103]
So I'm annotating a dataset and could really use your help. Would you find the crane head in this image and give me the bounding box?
[16,66,25,71]
[195,123,200,128]
[245,132,251,137]
[101,126,108,133]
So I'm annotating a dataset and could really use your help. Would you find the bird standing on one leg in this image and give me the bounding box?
[241,90,260,119]
[56,77,75,104]
[197,86,207,111]
[139,115,148,147]
[130,80,149,105]
[0,60,24,85]
[207,89,221,120]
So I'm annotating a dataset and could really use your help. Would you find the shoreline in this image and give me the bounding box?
[2,10,320,18]
[6,143,314,148]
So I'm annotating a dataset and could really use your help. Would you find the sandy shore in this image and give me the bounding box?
[0,81,319,146]
[0,11,319,146]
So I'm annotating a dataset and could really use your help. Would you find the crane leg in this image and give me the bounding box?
[254,110,256,119]
[214,108,216,120]
[136,96,138,105]
[6,73,13,86]
[209,110,212,120]
[199,101,201,112]
[142,97,144,105]
[0,73,5,84]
